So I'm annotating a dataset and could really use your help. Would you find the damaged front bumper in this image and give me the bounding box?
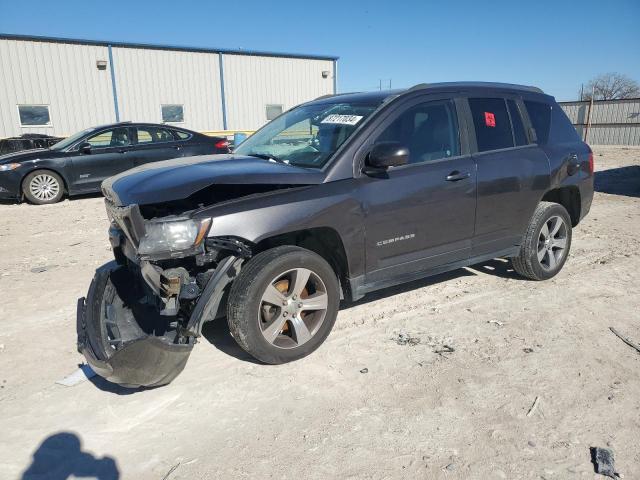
[77,255,242,388]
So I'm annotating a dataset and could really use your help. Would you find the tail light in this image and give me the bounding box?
[587,146,594,175]
[214,139,230,150]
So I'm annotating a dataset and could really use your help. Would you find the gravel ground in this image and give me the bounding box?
[0,146,639,479]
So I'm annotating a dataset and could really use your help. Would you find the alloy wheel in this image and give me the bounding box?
[29,173,60,201]
[537,215,568,271]
[258,268,329,349]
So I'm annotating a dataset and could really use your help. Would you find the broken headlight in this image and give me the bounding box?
[138,218,211,255]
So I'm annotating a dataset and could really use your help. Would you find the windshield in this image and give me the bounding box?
[234,101,380,168]
[49,128,93,150]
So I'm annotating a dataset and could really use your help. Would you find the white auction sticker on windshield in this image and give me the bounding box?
[321,114,363,125]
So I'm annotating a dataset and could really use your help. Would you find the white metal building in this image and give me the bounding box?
[0,34,338,138]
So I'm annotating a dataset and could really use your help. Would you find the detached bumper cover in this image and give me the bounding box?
[76,263,194,388]
[76,257,242,388]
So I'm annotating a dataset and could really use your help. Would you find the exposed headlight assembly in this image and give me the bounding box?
[0,163,20,172]
[138,218,211,256]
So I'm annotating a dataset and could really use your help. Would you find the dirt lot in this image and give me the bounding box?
[0,146,639,479]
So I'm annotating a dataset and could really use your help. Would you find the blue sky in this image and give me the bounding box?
[1,0,638,100]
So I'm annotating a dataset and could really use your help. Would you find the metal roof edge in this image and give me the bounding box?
[0,33,339,61]
[558,97,640,104]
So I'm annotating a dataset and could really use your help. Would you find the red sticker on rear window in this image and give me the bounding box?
[484,112,496,127]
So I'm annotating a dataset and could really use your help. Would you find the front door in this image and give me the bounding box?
[359,98,477,285]
[69,127,134,192]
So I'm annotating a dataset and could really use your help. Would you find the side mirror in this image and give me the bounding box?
[79,142,91,154]
[365,142,409,171]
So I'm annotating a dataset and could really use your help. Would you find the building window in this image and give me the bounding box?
[161,104,184,123]
[18,105,51,126]
[266,104,283,121]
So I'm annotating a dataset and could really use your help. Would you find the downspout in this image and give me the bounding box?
[333,59,338,94]
[107,45,120,122]
[218,53,228,130]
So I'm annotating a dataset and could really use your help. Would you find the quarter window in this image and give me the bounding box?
[266,104,283,121]
[469,98,514,152]
[376,101,460,164]
[161,104,184,123]
[137,127,176,144]
[18,105,51,126]
[86,128,130,148]
[173,130,192,140]
[524,100,551,144]
[507,99,528,146]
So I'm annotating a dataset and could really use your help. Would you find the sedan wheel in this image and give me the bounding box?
[22,170,64,204]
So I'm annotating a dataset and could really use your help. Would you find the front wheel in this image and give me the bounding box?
[511,201,572,280]
[22,170,64,204]
[227,246,340,364]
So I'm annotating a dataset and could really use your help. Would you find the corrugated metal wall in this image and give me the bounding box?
[559,98,640,145]
[0,37,336,138]
[0,39,116,137]
[222,54,335,130]
[111,47,224,132]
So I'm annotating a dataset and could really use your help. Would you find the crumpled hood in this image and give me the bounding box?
[103,154,326,206]
[0,148,59,164]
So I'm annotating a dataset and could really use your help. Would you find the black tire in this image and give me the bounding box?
[227,245,340,364]
[511,201,572,280]
[22,169,64,204]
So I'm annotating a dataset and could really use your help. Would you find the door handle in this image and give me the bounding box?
[446,171,470,182]
[117,149,128,154]
[173,145,182,150]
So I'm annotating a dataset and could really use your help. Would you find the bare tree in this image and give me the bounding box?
[581,73,640,100]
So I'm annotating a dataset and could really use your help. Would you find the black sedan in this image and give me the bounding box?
[0,122,230,204]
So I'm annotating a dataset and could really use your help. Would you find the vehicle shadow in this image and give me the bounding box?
[21,432,119,479]
[594,165,640,198]
[87,374,144,395]
[201,318,263,365]
[204,258,521,362]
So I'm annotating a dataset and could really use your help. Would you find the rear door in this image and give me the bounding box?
[130,126,184,167]
[466,96,550,256]
[69,127,134,191]
[357,95,477,285]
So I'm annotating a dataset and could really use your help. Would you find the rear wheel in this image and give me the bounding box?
[227,245,340,364]
[511,201,572,280]
[22,169,64,204]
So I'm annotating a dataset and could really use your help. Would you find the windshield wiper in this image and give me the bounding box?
[248,153,288,164]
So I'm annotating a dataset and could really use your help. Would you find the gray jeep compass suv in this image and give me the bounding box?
[77,82,594,387]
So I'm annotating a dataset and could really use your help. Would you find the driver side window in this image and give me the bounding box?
[86,128,131,149]
[376,100,460,164]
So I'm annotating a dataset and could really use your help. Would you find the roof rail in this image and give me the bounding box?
[407,81,544,94]
[313,92,358,101]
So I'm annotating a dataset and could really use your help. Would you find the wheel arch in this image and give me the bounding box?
[540,185,581,226]
[20,166,70,198]
[253,227,351,299]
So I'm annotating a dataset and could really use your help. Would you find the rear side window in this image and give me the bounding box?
[524,100,551,144]
[136,127,176,144]
[469,98,514,152]
[173,130,192,140]
[549,105,581,144]
[507,100,528,146]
